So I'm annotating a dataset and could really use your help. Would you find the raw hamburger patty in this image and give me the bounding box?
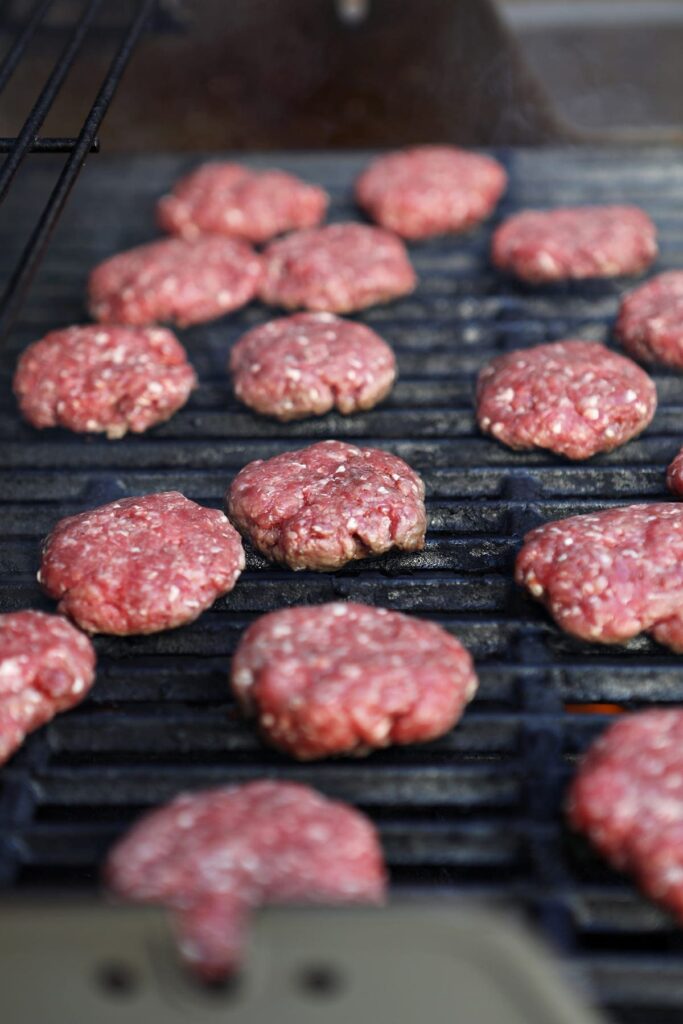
[258,223,416,313]
[568,710,683,923]
[492,206,657,283]
[157,162,328,243]
[106,780,386,978]
[667,448,683,496]
[476,340,656,460]
[0,610,95,764]
[231,602,478,759]
[230,313,396,421]
[355,145,507,239]
[227,440,426,571]
[616,271,683,367]
[13,325,196,439]
[516,503,683,650]
[89,236,262,327]
[39,491,244,635]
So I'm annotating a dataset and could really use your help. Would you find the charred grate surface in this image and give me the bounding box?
[2,147,683,1021]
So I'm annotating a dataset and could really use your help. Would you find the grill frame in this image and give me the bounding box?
[2,147,683,1022]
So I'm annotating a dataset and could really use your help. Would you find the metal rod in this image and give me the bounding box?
[0,0,104,207]
[0,0,156,340]
[0,137,100,152]
[0,138,100,153]
[0,0,54,95]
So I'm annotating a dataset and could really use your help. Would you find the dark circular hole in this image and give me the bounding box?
[95,962,140,998]
[297,963,345,998]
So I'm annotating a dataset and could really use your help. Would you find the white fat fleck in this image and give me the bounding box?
[233,669,253,689]
[583,408,600,421]
[271,623,293,639]
[625,389,637,402]
[0,658,23,680]
[224,210,245,225]
[529,581,544,597]
[534,251,560,273]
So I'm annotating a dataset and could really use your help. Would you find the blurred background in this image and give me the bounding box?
[0,0,681,150]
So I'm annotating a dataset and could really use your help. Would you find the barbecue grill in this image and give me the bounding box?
[1,4,683,1024]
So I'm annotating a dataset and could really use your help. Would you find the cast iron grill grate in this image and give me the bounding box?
[2,147,683,1022]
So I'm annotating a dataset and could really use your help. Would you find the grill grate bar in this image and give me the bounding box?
[0,138,100,153]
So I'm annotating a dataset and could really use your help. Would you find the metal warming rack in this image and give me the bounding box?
[2,7,683,1024]
[0,0,155,337]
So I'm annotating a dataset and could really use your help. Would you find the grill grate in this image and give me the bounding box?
[0,0,155,337]
[2,147,683,1022]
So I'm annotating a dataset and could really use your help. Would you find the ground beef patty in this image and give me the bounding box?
[355,145,507,239]
[89,236,262,327]
[13,325,196,439]
[158,162,328,243]
[39,492,244,635]
[231,602,478,760]
[568,710,683,924]
[106,780,386,978]
[516,503,683,650]
[230,313,396,421]
[227,440,426,571]
[668,448,683,496]
[259,223,416,313]
[0,610,95,765]
[616,271,683,368]
[476,340,656,460]
[492,206,657,283]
